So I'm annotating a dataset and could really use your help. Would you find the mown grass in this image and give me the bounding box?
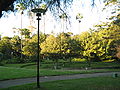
[0,66,36,80]
[4,62,36,68]
[0,65,120,81]
[1,77,120,90]
[64,62,120,69]
[0,61,120,80]
[4,61,120,69]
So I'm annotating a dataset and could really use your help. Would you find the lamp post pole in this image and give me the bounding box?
[36,13,41,88]
[32,8,46,88]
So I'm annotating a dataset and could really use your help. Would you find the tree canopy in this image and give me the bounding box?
[0,0,119,18]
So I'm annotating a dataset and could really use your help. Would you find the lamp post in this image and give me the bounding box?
[31,8,46,88]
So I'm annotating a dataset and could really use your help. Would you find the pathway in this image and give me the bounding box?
[0,72,120,88]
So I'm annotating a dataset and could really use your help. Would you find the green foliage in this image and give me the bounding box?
[0,36,13,59]
[10,35,21,57]
[19,28,31,39]
[22,42,37,57]
[71,58,86,62]
[41,35,60,54]
[116,46,120,59]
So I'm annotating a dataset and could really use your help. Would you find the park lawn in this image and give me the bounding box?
[4,62,36,68]
[0,66,120,80]
[0,66,36,80]
[1,77,120,90]
[4,62,120,69]
[64,62,120,69]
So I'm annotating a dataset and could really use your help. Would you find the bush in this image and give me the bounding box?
[3,57,23,64]
[0,61,5,66]
[71,58,86,62]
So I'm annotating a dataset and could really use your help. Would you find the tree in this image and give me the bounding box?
[93,12,120,61]
[0,0,118,18]
[22,35,38,61]
[0,0,15,17]
[40,34,60,69]
[41,34,60,55]
[19,28,31,40]
[10,35,21,57]
[76,13,83,23]
[116,45,120,60]
[0,37,13,59]
[59,13,68,32]
[22,33,46,61]
[67,36,81,58]
[22,41,37,58]
[76,13,83,34]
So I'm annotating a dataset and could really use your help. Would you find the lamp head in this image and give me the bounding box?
[31,8,46,15]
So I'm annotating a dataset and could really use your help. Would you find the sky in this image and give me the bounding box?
[0,0,112,37]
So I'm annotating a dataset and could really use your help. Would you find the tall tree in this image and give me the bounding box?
[59,13,68,32]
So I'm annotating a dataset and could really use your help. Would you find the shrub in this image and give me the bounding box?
[71,58,86,62]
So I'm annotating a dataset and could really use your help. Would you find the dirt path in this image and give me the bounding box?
[0,72,120,88]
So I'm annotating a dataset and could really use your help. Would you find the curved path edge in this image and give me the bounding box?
[0,72,120,88]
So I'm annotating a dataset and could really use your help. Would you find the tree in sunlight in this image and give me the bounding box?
[22,33,46,61]
[10,35,21,58]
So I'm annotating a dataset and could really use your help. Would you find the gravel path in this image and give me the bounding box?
[0,72,120,88]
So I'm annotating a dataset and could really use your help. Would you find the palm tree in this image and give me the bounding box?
[59,13,68,32]
[76,13,83,33]
[59,13,68,59]
[19,28,31,40]
[41,4,47,34]
[16,3,26,60]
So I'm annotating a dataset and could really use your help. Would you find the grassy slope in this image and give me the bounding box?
[1,77,120,90]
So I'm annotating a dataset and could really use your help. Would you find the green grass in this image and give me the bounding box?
[3,61,120,70]
[0,66,36,80]
[0,61,120,80]
[64,62,120,69]
[1,77,120,90]
[4,62,36,68]
[0,66,120,81]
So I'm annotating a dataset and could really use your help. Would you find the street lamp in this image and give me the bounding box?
[31,8,46,88]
